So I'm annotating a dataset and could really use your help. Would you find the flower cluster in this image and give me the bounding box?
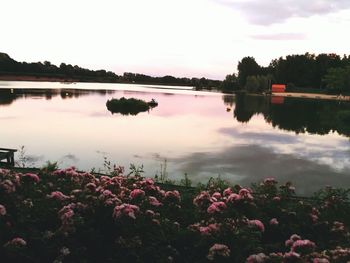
[1,169,350,262]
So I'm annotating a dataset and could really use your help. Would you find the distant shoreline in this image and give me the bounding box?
[0,75,79,83]
[272,92,350,102]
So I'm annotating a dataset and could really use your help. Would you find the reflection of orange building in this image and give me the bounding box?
[271,96,284,104]
[271,84,286,93]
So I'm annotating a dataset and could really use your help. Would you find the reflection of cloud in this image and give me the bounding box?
[215,0,350,25]
[172,144,350,195]
[219,127,300,144]
[218,125,350,171]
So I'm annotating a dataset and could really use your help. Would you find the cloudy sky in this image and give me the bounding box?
[1,0,350,79]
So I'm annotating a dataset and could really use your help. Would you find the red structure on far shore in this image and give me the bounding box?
[271,84,286,93]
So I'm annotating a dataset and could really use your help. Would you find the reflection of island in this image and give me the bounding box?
[0,88,115,106]
[232,94,350,137]
[106,97,158,116]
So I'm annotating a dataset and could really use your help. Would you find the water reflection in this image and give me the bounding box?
[1,82,350,195]
[232,94,350,137]
[0,88,115,106]
[172,144,350,196]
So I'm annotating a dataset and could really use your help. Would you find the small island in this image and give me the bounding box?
[106,97,158,115]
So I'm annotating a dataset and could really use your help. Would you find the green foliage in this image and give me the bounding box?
[237,53,350,92]
[220,74,239,93]
[323,66,350,94]
[238,57,262,88]
[41,161,59,172]
[180,173,192,187]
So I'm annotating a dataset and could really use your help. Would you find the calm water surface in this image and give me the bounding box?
[1,81,350,195]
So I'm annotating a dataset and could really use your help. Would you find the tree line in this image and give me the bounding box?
[0,52,221,89]
[221,53,350,94]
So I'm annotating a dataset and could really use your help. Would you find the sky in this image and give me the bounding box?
[1,0,350,79]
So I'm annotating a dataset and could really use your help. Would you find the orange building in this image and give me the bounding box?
[271,84,286,93]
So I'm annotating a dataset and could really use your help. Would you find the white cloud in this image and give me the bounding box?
[215,0,350,25]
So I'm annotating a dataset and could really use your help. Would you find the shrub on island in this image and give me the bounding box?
[106,97,158,115]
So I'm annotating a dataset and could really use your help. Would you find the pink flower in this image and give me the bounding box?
[0,179,16,193]
[283,252,300,260]
[207,244,230,260]
[5,237,27,247]
[207,201,227,214]
[227,193,240,203]
[193,191,211,208]
[263,177,277,185]
[223,187,233,197]
[199,223,220,236]
[48,191,69,201]
[145,210,155,217]
[291,239,316,253]
[239,188,253,200]
[248,220,265,232]
[85,183,96,191]
[269,218,279,225]
[290,234,301,241]
[212,192,222,199]
[0,204,6,216]
[130,189,145,199]
[149,196,162,206]
[164,190,181,203]
[313,258,330,263]
[247,253,269,263]
[273,196,281,202]
[113,204,140,220]
[23,173,40,183]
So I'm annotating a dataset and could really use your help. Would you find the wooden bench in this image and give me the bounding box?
[0,148,17,167]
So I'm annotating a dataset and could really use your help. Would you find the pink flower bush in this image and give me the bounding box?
[291,239,316,253]
[226,193,240,204]
[207,243,230,260]
[223,187,233,197]
[5,237,27,247]
[193,191,211,208]
[1,167,350,262]
[22,173,40,183]
[248,219,265,232]
[246,253,269,263]
[164,190,181,203]
[149,196,162,207]
[113,204,140,220]
[130,189,145,200]
[48,191,69,201]
[0,204,6,216]
[269,218,279,225]
[207,201,227,214]
[239,188,254,200]
[199,223,220,236]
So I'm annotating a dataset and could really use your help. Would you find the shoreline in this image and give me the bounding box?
[272,92,350,101]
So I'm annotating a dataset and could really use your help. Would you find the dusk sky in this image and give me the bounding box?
[1,0,350,79]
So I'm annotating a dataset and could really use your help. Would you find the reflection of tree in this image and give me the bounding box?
[222,95,235,107]
[233,94,268,123]
[0,89,16,106]
[0,88,115,105]
[232,94,350,137]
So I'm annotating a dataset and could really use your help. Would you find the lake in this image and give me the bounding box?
[1,81,350,195]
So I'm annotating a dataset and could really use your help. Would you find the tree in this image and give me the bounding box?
[220,74,239,93]
[237,57,261,88]
[323,66,350,94]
